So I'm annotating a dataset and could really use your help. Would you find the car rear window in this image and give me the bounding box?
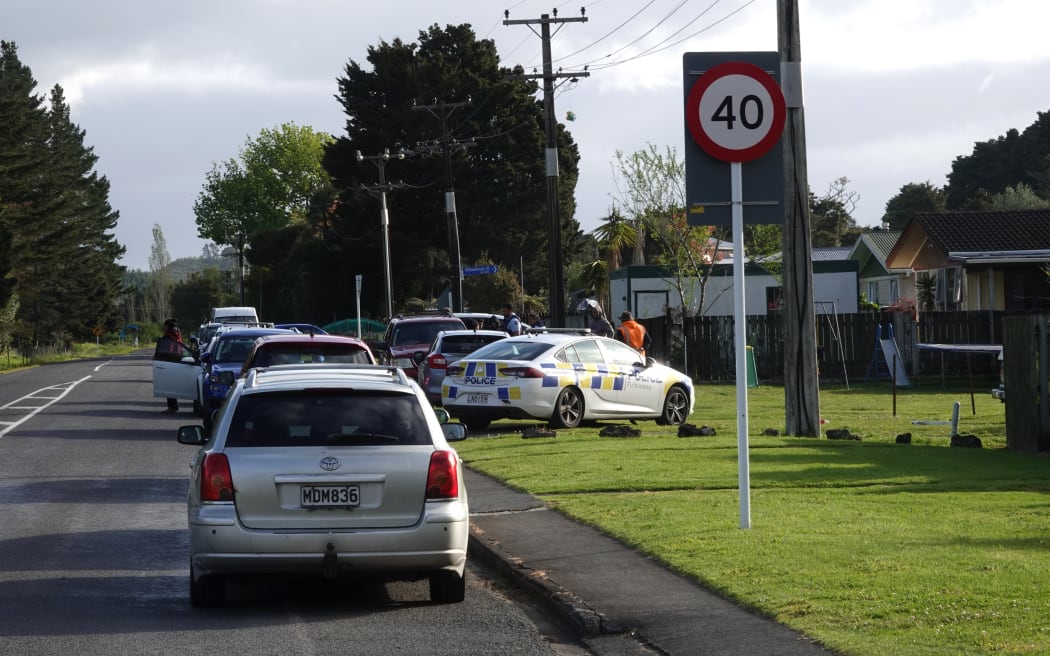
[253,344,372,366]
[441,334,505,355]
[464,340,554,361]
[214,336,259,363]
[391,320,464,346]
[226,390,431,447]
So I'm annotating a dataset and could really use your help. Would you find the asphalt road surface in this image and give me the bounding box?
[0,352,590,656]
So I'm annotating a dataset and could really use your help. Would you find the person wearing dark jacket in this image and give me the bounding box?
[588,304,615,337]
[155,318,184,413]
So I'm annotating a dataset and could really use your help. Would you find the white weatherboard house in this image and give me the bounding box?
[609,257,859,320]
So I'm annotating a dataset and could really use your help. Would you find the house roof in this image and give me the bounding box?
[812,247,852,261]
[859,230,902,260]
[911,209,1050,252]
[848,230,905,277]
[886,209,1050,269]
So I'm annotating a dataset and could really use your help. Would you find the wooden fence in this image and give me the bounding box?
[640,310,1010,385]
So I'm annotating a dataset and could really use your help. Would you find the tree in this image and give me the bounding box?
[589,209,637,310]
[810,177,861,247]
[194,122,333,308]
[989,183,1050,210]
[170,269,231,328]
[612,144,722,317]
[1,42,125,342]
[460,255,523,314]
[194,123,334,250]
[882,181,946,230]
[321,23,581,319]
[147,224,172,323]
[946,111,1050,209]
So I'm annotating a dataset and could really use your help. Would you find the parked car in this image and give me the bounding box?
[239,333,375,377]
[274,323,328,335]
[200,327,295,421]
[442,331,694,431]
[176,363,469,606]
[413,329,509,405]
[377,315,465,379]
[192,322,223,353]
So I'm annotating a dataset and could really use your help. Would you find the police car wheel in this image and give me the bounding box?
[551,387,583,429]
[661,385,690,426]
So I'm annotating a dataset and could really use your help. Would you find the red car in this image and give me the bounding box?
[239,333,375,377]
[377,315,466,380]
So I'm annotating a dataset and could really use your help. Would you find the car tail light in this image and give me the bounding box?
[426,450,459,499]
[499,366,546,379]
[428,353,448,370]
[446,364,465,376]
[201,453,234,502]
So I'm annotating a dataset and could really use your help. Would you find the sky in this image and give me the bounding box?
[4,0,1049,271]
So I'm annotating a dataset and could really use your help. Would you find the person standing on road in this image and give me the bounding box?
[500,304,522,336]
[616,311,652,358]
[154,318,184,413]
[588,304,615,338]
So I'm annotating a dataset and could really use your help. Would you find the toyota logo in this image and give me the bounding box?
[319,456,341,471]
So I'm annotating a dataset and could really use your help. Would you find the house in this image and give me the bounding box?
[884,210,1050,311]
[609,258,859,320]
[848,230,909,307]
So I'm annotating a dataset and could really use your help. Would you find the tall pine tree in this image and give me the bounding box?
[0,41,125,343]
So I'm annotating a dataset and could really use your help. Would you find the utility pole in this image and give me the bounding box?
[778,0,820,436]
[414,99,472,313]
[357,148,407,321]
[504,8,588,327]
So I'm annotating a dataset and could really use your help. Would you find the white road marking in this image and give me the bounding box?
[0,376,91,438]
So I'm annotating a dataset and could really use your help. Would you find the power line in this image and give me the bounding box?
[583,0,756,71]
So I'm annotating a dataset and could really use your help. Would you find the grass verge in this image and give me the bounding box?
[455,381,1050,656]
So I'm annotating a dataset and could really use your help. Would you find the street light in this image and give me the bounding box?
[357,148,405,320]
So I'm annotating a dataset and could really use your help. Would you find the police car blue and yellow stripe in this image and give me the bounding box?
[445,360,630,400]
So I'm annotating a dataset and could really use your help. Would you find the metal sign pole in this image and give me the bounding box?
[355,274,363,339]
[732,161,752,529]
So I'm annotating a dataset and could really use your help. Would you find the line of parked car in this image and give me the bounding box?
[153,310,694,607]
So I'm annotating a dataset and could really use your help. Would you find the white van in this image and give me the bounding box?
[211,306,259,324]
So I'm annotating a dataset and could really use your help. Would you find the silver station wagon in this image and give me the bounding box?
[176,364,469,606]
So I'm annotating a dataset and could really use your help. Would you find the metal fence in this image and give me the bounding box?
[641,310,1010,385]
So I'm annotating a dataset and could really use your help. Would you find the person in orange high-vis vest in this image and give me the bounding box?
[615,311,652,358]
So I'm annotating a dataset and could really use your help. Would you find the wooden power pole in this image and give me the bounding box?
[778,0,821,436]
[504,8,588,327]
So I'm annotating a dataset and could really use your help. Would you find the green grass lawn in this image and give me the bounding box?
[455,381,1050,656]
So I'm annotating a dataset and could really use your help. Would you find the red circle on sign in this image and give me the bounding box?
[686,61,786,163]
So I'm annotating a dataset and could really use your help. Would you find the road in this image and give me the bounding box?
[0,352,589,656]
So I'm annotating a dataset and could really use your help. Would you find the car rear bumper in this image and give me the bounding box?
[189,500,468,579]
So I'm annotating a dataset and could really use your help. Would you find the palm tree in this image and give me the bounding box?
[590,209,638,309]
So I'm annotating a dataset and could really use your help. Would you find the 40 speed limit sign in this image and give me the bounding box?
[685,61,786,163]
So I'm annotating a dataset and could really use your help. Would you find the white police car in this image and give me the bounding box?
[441,331,694,430]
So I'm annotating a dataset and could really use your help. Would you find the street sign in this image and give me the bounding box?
[462,265,497,276]
[685,61,786,163]
[682,51,784,226]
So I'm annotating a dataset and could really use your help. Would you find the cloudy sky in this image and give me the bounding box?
[4,0,1049,270]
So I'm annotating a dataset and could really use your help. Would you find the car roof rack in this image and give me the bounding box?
[246,363,408,388]
[525,327,592,335]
